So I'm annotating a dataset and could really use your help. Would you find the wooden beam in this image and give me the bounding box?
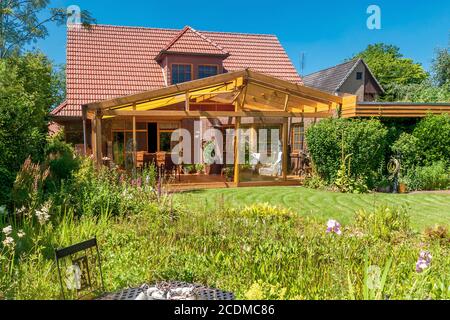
[82,105,88,156]
[102,110,332,118]
[185,91,190,111]
[132,104,137,170]
[282,120,288,181]
[246,70,344,104]
[284,94,290,111]
[247,81,323,108]
[95,112,103,165]
[234,117,241,185]
[87,70,248,110]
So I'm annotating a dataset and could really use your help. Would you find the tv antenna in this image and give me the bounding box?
[299,52,306,77]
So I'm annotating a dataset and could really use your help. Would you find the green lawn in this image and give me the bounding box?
[174,186,450,229]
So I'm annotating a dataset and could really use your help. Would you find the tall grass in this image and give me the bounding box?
[0,157,448,300]
[1,202,448,300]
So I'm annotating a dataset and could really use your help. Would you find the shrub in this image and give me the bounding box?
[306,118,388,188]
[240,203,292,219]
[303,175,327,190]
[412,113,450,165]
[405,161,450,191]
[391,133,421,172]
[423,225,449,244]
[44,136,80,187]
[354,206,411,241]
[334,154,369,194]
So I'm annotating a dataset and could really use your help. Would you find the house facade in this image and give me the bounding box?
[52,24,354,186]
[303,58,384,102]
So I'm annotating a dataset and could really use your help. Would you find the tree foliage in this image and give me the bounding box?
[0,0,95,58]
[0,53,60,204]
[352,43,428,87]
[431,47,450,87]
[382,81,450,102]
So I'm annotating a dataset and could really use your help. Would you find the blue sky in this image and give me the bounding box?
[36,0,450,75]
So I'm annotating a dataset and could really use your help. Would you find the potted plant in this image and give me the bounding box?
[194,164,205,175]
[182,164,193,175]
[398,177,409,193]
[223,166,234,182]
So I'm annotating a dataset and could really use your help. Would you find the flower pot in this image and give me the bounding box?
[398,183,407,193]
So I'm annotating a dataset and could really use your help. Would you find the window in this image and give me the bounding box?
[198,65,218,79]
[256,126,281,158]
[291,124,304,152]
[159,122,180,152]
[171,64,192,84]
[356,72,363,80]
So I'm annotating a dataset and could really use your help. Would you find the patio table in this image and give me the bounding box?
[97,281,235,300]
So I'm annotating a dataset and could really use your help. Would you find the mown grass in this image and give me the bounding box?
[174,187,450,230]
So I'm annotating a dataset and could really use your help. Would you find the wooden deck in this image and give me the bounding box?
[167,174,301,192]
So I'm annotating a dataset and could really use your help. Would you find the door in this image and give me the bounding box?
[147,123,157,153]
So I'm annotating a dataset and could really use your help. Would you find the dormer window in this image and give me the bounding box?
[198,65,218,79]
[172,64,192,84]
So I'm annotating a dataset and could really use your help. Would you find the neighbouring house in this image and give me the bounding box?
[51,24,450,188]
[302,58,384,102]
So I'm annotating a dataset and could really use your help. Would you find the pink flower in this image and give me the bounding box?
[416,251,432,273]
[326,219,342,235]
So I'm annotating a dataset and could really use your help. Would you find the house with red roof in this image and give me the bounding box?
[51,24,450,187]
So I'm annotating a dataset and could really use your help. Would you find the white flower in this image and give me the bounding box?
[17,230,26,238]
[2,225,12,236]
[2,236,15,248]
[16,206,26,215]
[35,202,51,225]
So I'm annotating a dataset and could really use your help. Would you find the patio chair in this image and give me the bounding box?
[258,151,283,177]
[54,237,105,300]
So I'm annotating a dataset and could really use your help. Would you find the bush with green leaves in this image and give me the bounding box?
[391,133,421,172]
[404,162,450,191]
[412,114,450,165]
[44,134,80,189]
[306,118,388,189]
[0,53,63,205]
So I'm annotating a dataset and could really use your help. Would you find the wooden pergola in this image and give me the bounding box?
[342,102,450,118]
[83,69,357,184]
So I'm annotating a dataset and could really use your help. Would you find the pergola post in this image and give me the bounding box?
[234,116,241,185]
[282,119,288,181]
[132,104,137,170]
[82,105,88,156]
[93,110,103,166]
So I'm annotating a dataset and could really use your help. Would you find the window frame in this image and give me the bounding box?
[291,123,305,152]
[197,64,219,79]
[171,63,193,85]
[356,72,363,80]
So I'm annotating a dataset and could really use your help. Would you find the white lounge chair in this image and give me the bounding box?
[258,152,282,176]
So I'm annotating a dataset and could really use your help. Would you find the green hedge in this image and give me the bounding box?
[305,118,388,188]
[412,114,450,165]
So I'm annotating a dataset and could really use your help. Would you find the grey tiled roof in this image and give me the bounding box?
[303,59,360,93]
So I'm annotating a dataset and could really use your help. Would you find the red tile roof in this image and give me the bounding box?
[53,24,302,118]
[157,26,228,59]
